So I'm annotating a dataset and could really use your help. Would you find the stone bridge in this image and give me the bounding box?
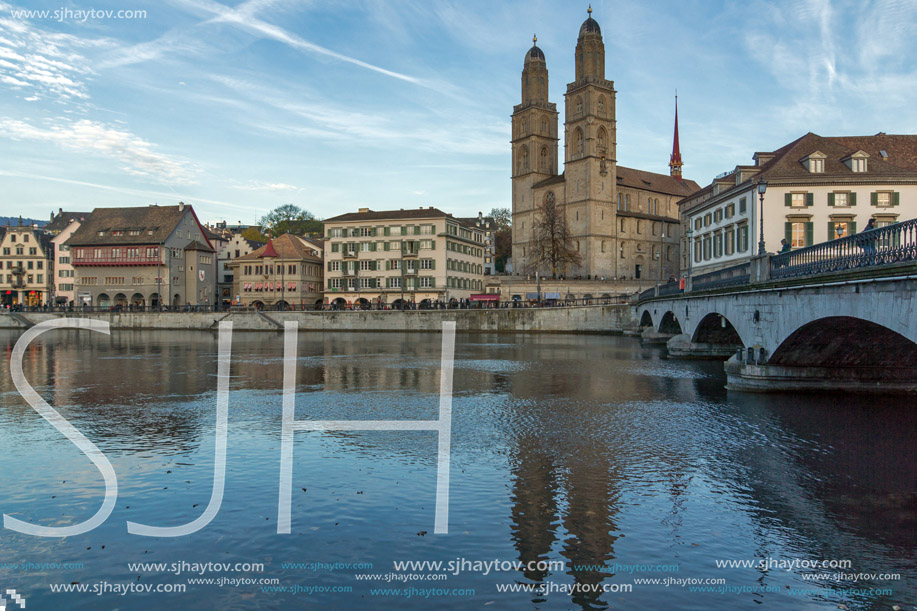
[635,220,917,393]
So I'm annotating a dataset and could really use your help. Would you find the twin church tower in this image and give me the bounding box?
[511,7,699,280]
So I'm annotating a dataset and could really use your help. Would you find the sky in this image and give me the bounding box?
[0,0,915,225]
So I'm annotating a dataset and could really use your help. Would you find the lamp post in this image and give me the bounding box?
[757,180,768,255]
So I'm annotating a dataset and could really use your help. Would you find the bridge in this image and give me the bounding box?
[635,218,917,393]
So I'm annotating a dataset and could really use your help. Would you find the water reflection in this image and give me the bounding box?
[0,329,913,610]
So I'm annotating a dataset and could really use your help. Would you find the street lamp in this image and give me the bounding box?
[757,180,767,255]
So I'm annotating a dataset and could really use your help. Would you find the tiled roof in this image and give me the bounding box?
[68,205,189,246]
[235,234,322,261]
[323,208,451,223]
[46,211,90,232]
[756,132,917,180]
[533,169,701,197]
[616,166,701,196]
[184,239,214,253]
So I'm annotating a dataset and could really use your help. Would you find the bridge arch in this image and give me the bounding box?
[770,316,917,368]
[659,311,682,335]
[639,310,653,329]
[691,312,745,348]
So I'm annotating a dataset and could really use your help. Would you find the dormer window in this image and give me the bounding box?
[802,151,826,173]
[843,150,869,173]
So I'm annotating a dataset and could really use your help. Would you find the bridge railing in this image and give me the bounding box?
[691,262,751,291]
[771,218,917,280]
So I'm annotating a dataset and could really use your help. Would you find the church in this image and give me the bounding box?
[511,8,701,281]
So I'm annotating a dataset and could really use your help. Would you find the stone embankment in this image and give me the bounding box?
[0,306,632,334]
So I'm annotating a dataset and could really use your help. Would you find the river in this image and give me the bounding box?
[0,328,914,610]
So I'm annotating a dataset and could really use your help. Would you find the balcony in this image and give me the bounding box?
[73,255,161,266]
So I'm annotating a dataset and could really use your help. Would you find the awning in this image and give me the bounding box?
[288,282,296,290]
[544,292,562,300]
[255,283,262,290]
[470,293,499,301]
[525,292,539,299]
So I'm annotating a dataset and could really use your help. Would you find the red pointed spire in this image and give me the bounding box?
[260,238,278,258]
[669,95,683,178]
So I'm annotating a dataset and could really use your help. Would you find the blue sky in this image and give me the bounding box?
[1,0,915,225]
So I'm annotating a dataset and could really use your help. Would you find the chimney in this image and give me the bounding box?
[178,201,185,211]
[358,207,370,213]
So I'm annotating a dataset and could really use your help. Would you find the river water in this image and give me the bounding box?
[0,328,914,610]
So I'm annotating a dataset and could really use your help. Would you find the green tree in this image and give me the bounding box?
[489,207,511,231]
[240,226,267,242]
[258,204,320,236]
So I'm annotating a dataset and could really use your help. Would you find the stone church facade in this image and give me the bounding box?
[511,9,701,281]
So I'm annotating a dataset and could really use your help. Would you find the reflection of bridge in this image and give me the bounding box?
[635,219,917,392]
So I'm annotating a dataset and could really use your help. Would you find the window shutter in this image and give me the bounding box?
[785,193,792,207]
[383,242,389,251]
[849,221,857,235]
[827,193,835,207]
[827,222,835,240]
[384,227,390,236]
[871,192,878,206]
[806,193,814,207]
[430,259,435,270]
[849,192,857,206]
[430,241,435,250]
[892,192,900,206]
[385,260,391,271]
[805,222,813,246]
[327,261,332,271]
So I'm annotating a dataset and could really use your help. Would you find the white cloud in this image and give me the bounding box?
[231,180,299,191]
[0,117,197,184]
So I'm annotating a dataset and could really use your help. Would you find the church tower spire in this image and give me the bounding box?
[669,95,683,178]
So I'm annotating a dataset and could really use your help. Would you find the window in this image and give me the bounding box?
[541,118,548,134]
[574,128,584,155]
[714,209,723,223]
[694,218,702,231]
[714,232,723,257]
[360,227,372,237]
[619,243,625,258]
[737,223,749,252]
[597,128,606,152]
[829,221,854,240]
[739,197,747,214]
[703,235,712,260]
[851,158,867,172]
[788,192,812,208]
[620,218,626,232]
[636,220,642,234]
[519,145,529,172]
[725,203,735,218]
[575,96,583,113]
[725,227,735,255]
[617,194,624,211]
[329,261,341,271]
[872,191,897,207]
[330,228,342,238]
[810,158,824,173]
[597,96,605,113]
[830,192,851,207]
[790,221,808,247]
[704,213,712,227]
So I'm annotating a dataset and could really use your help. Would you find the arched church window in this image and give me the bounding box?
[520,118,527,135]
[620,242,626,258]
[597,127,606,152]
[519,145,529,173]
[544,191,556,206]
[576,96,583,114]
[541,118,548,134]
[540,146,549,172]
[597,95,605,114]
[575,128,584,155]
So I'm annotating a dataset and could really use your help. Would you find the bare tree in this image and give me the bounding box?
[533,192,581,278]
